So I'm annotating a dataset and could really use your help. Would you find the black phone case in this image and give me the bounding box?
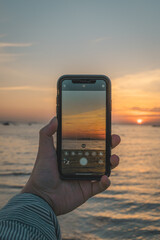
[56,75,111,180]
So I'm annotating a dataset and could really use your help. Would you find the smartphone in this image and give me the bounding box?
[56,75,111,180]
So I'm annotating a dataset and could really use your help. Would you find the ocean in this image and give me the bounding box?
[0,123,160,239]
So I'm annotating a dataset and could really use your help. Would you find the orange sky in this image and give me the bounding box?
[62,108,106,139]
[112,69,160,125]
[0,69,159,124]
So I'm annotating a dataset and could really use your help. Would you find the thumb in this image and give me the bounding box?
[38,117,58,156]
[40,117,58,137]
[91,175,111,196]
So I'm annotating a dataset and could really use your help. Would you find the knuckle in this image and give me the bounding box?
[112,154,119,160]
[39,127,46,136]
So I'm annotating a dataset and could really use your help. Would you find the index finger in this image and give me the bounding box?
[111,134,121,149]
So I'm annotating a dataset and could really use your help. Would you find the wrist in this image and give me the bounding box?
[21,180,56,215]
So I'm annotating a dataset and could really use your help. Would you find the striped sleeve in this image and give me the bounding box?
[0,193,61,240]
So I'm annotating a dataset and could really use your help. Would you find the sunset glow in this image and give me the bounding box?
[62,108,106,139]
[62,88,106,139]
[0,2,160,125]
[137,119,143,124]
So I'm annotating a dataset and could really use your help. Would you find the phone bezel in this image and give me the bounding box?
[57,75,111,180]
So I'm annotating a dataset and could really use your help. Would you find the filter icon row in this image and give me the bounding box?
[63,151,104,157]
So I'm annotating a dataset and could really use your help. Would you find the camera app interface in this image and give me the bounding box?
[61,80,106,176]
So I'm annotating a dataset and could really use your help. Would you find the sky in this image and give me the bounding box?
[0,0,160,124]
[62,90,106,139]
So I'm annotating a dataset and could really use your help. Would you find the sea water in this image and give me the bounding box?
[0,123,160,239]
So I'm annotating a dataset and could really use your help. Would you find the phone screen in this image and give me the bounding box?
[61,80,106,176]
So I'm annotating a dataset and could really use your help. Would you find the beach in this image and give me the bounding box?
[0,123,160,239]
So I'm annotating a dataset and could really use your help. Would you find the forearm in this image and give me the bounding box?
[0,193,61,240]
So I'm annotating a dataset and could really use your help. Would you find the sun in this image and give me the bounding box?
[137,119,143,124]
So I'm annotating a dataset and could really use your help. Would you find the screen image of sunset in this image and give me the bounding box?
[61,88,106,175]
[62,91,106,140]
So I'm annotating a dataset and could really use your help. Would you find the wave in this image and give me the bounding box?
[93,195,160,210]
[0,172,31,177]
[125,202,160,213]
[0,184,23,189]
[93,215,160,226]
[93,195,129,202]
[16,152,32,155]
[2,161,32,166]
[106,190,129,195]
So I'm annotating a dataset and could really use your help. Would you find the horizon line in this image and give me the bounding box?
[0,120,159,126]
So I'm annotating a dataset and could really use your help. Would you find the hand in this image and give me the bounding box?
[21,117,121,216]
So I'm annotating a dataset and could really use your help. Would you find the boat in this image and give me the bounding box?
[2,122,10,126]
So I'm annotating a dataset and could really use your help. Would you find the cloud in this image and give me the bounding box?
[143,80,160,93]
[0,86,55,92]
[92,37,110,43]
[111,69,160,123]
[0,53,25,62]
[0,42,33,48]
[0,34,6,39]
[113,68,160,94]
[0,41,33,62]
[131,107,160,113]
[0,65,55,87]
